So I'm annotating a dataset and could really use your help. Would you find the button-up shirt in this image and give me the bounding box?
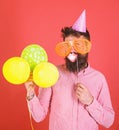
[28,64,115,130]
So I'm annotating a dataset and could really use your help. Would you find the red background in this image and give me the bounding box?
[0,0,119,130]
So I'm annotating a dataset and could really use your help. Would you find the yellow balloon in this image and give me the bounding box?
[33,62,59,88]
[2,57,30,85]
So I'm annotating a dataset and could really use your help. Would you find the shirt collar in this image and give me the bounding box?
[77,63,91,76]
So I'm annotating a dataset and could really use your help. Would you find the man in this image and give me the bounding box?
[25,10,115,130]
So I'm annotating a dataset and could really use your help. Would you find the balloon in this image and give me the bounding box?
[2,57,30,84]
[33,62,59,88]
[21,44,48,71]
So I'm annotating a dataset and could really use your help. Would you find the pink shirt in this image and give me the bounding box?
[28,64,115,130]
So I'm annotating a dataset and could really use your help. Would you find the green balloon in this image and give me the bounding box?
[21,44,48,71]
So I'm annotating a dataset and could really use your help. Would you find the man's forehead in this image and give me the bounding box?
[65,35,86,41]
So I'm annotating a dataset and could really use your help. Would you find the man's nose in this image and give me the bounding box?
[70,47,77,53]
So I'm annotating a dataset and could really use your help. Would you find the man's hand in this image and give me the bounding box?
[75,83,94,106]
[25,81,35,100]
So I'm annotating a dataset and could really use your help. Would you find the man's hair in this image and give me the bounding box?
[61,26,90,41]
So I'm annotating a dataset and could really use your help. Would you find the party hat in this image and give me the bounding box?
[72,9,86,32]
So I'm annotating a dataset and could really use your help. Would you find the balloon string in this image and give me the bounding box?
[27,103,35,130]
[29,112,34,130]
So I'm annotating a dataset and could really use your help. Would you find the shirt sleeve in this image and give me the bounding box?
[27,87,52,122]
[85,76,115,128]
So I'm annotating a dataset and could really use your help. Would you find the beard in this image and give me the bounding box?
[65,53,88,73]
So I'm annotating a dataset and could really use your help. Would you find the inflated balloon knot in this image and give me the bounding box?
[27,72,33,81]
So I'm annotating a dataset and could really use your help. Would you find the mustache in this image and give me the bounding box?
[69,51,78,54]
